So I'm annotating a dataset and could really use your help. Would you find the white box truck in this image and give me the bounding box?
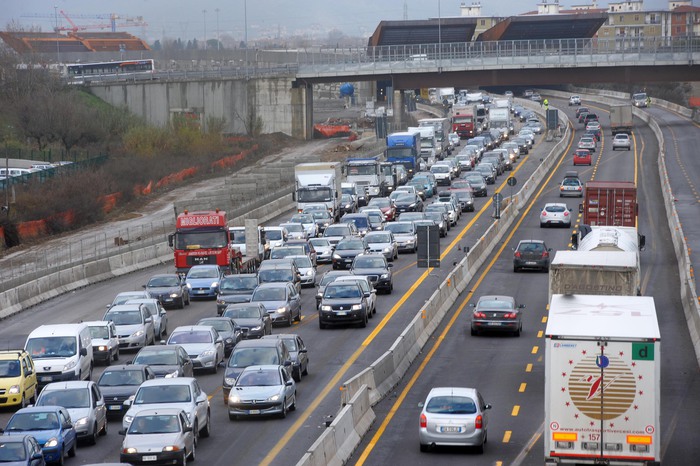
[610,104,633,135]
[545,294,660,466]
[294,162,342,220]
[408,126,437,168]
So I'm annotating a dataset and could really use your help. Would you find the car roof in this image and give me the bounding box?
[139,377,195,387]
[14,406,64,414]
[169,325,213,334]
[106,304,142,312]
[427,387,478,398]
[136,345,181,353]
[101,364,149,372]
[478,295,516,302]
[41,381,94,391]
[234,339,282,349]
[130,407,185,417]
[254,282,290,289]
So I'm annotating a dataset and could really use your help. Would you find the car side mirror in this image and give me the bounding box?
[31,452,43,460]
[183,426,193,433]
[63,422,73,429]
[159,340,166,345]
[571,233,579,250]
[216,337,223,344]
[639,234,646,251]
[124,399,132,406]
[283,360,292,367]
[484,403,492,410]
[80,348,88,356]
[578,204,584,214]
[387,263,393,268]
[96,399,105,407]
[417,401,424,408]
[299,349,307,353]
[519,304,526,309]
[469,303,475,307]
[142,284,147,289]
[286,380,294,386]
[145,317,153,323]
[364,292,371,298]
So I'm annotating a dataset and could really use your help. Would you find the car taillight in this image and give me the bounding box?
[420,413,427,428]
[474,311,487,318]
[542,250,549,258]
[576,186,582,191]
[514,251,521,258]
[541,211,547,216]
[475,414,483,429]
[504,312,517,319]
[563,211,569,217]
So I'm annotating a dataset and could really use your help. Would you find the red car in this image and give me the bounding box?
[367,197,396,221]
[573,149,592,166]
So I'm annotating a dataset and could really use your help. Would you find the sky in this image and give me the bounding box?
[2,0,677,44]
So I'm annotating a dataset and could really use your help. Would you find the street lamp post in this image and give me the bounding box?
[202,9,207,51]
[244,0,248,78]
[215,8,220,51]
[54,5,60,64]
[438,0,442,67]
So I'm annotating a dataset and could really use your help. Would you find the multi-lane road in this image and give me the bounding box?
[1,96,698,466]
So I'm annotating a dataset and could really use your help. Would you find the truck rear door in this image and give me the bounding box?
[583,182,637,227]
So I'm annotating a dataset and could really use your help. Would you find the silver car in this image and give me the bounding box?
[384,221,417,253]
[418,387,491,453]
[166,325,225,374]
[290,255,316,287]
[227,365,297,420]
[103,304,156,350]
[125,298,168,339]
[612,133,631,151]
[364,231,399,261]
[577,136,596,152]
[308,238,334,264]
[36,381,107,445]
[539,203,572,228]
[119,408,195,466]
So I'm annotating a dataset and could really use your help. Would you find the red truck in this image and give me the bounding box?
[451,104,477,139]
[168,209,240,274]
[580,181,637,227]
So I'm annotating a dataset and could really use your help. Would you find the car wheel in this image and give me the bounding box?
[360,311,368,328]
[20,394,26,408]
[193,421,199,447]
[101,418,108,436]
[228,413,237,421]
[114,348,120,361]
[475,440,485,454]
[302,362,309,376]
[290,391,297,411]
[543,266,549,273]
[279,398,288,419]
[471,326,478,336]
[295,309,302,323]
[540,222,545,228]
[200,411,211,437]
[319,320,326,330]
[293,367,301,382]
[67,440,76,458]
[189,442,196,461]
[389,282,393,294]
[88,423,98,445]
[57,447,65,466]
[179,450,187,466]
[513,265,520,273]
[210,362,218,374]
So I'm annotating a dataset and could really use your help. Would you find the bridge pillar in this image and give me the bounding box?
[392,90,404,132]
[291,82,313,140]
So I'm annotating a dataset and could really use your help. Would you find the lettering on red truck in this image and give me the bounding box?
[177,215,224,227]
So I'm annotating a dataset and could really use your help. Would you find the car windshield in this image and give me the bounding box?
[187,268,219,279]
[0,360,21,378]
[336,240,364,251]
[518,242,545,253]
[479,299,515,310]
[310,211,331,220]
[5,412,59,431]
[257,269,294,283]
[128,414,181,435]
[366,212,383,223]
[324,226,349,236]
[270,248,297,259]
[353,256,386,269]
[0,440,26,461]
[395,194,416,203]
[345,217,369,229]
[112,293,146,305]
[426,395,477,415]
[341,194,354,204]
[220,277,257,291]
[236,369,281,387]
[562,178,581,187]
[452,181,471,189]
[292,256,312,268]
[282,338,298,352]
[368,198,390,209]
[229,229,245,244]
[38,388,89,408]
[282,224,303,233]
[385,223,413,234]
[105,310,142,325]
[26,336,76,359]
[365,234,390,244]
[228,348,279,367]
[431,165,450,173]
[545,205,567,213]
[88,326,110,339]
[134,385,191,404]
[309,239,331,248]
[252,287,286,301]
[223,307,261,319]
[265,230,283,241]
[198,319,233,333]
[168,330,212,345]
[320,274,342,287]
[324,284,361,299]
[133,350,178,366]
[290,215,312,224]
[147,276,180,287]
[98,369,145,386]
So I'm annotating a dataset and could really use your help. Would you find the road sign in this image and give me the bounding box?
[417,224,440,268]
[492,193,503,205]
[507,177,517,187]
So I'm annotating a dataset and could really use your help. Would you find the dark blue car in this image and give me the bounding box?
[1,406,77,465]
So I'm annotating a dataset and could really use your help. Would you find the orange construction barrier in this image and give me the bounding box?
[101,192,122,214]
[17,219,48,241]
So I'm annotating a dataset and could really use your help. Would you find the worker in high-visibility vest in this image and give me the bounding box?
[543,98,549,110]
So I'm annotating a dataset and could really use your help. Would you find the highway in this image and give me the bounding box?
[1,97,698,466]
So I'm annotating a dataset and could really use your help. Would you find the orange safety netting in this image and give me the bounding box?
[313,124,353,138]
[17,219,47,240]
[101,192,123,214]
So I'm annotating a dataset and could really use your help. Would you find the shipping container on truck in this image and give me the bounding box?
[169,209,236,274]
[580,181,638,227]
[545,294,660,466]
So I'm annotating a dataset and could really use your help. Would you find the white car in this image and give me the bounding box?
[448,132,460,147]
[122,377,211,439]
[166,325,225,374]
[119,408,195,466]
[364,231,399,261]
[288,213,318,238]
[125,298,168,339]
[290,255,316,287]
[308,238,334,264]
[612,133,631,151]
[279,222,308,241]
[85,320,120,365]
[568,95,581,106]
[539,203,572,228]
[577,136,596,152]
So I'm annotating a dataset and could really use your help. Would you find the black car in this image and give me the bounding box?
[332,237,369,270]
[143,274,190,309]
[222,302,272,339]
[318,281,371,329]
[513,239,552,272]
[474,165,495,184]
[423,211,448,237]
[262,333,309,382]
[350,253,394,294]
[512,137,530,155]
[130,345,194,378]
[462,174,488,197]
[453,190,476,212]
[339,193,357,215]
[393,193,424,213]
[316,270,352,309]
[97,364,157,417]
[197,317,243,356]
[0,435,44,466]
[216,274,259,314]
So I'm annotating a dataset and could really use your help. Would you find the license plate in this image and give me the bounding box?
[41,376,52,382]
[248,409,260,415]
[488,322,502,326]
[525,261,537,265]
[108,405,122,411]
[336,311,348,316]
[142,455,157,461]
[119,339,127,344]
[196,290,206,294]
[441,426,462,433]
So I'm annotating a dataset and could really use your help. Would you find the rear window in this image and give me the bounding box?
[518,242,545,253]
[545,205,566,213]
[426,396,477,414]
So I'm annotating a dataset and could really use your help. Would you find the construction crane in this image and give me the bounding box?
[21,11,148,34]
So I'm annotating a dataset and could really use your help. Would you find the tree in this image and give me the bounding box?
[151,40,162,51]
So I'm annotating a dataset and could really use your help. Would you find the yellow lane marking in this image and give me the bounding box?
[541,316,547,323]
[526,363,533,372]
[532,346,539,354]
[503,431,512,443]
[518,383,527,393]
[512,405,520,416]
[537,330,544,338]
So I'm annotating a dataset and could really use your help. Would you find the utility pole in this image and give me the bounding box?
[215,8,220,51]
[244,0,248,78]
[438,0,442,68]
[54,5,60,64]
[202,9,207,50]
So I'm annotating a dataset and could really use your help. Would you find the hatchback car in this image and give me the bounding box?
[393,193,424,213]
[0,435,44,466]
[143,274,190,309]
[364,231,399,261]
[308,238,334,264]
[513,240,551,272]
[131,345,194,379]
[288,213,318,238]
[97,364,157,417]
[462,174,488,197]
[261,334,309,382]
[419,387,491,453]
[612,132,631,151]
[332,237,369,270]
[196,317,242,357]
[568,95,581,106]
[469,295,525,336]
[384,221,417,253]
[0,350,37,409]
[318,282,371,329]
[577,136,596,152]
[35,381,107,445]
[279,222,308,241]
[350,253,394,294]
[575,106,589,119]
[367,197,396,222]
[216,274,259,314]
[315,270,351,309]
[559,176,583,198]
[222,303,272,339]
[107,291,150,309]
[119,408,195,466]
[305,209,334,234]
[222,339,293,402]
[184,265,223,299]
[540,203,572,228]
[323,222,359,246]
[166,326,225,374]
[339,193,358,216]
[573,149,592,166]
[250,282,302,327]
[290,255,316,287]
[124,298,168,340]
[227,365,296,420]
[103,304,156,351]
[2,406,77,465]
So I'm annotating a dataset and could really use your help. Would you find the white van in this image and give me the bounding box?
[25,323,94,388]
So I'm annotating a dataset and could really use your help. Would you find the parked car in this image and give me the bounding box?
[222,303,272,339]
[124,298,168,339]
[418,387,491,453]
[143,274,190,309]
[318,281,371,329]
[215,274,259,314]
[262,334,308,382]
[103,304,156,351]
[250,282,302,327]
[384,221,417,253]
[97,364,157,417]
[513,239,551,272]
[85,321,120,365]
[470,295,525,336]
[131,345,194,379]
[184,265,224,299]
[119,408,195,466]
[363,231,399,261]
[612,132,632,151]
[350,253,393,294]
[573,149,592,166]
[196,317,242,357]
[332,237,369,270]
[0,435,44,466]
[1,406,77,465]
[35,381,107,445]
[166,326,225,374]
[227,365,296,420]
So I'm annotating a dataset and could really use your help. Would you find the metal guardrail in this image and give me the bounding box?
[76,65,300,85]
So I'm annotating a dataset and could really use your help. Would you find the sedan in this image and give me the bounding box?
[364,231,399,261]
[573,149,592,166]
[222,302,272,339]
[332,237,369,270]
[144,274,190,309]
[227,365,296,420]
[473,165,495,184]
[125,298,168,339]
[577,136,596,152]
[215,274,259,315]
[350,253,394,294]
[166,325,225,374]
[196,317,242,357]
[0,435,44,466]
[308,238,334,264]
[262,334,309,382]
[393,193,424,213]
[612,133,631,151]
[419,387,491,453]
[513,239,551,272]
[131,345,194,379]
[367,197,396,221]
[462,174,487,197]
[469,295,525,336]
[1,407,77,465]
[119,408,195,466]
[97,364,157,417]
[250,282,302,327]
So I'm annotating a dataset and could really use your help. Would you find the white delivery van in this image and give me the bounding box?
[25,323,94,388]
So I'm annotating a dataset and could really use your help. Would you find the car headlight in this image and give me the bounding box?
[320,305,331,311]
[408,203,416,208]
[225,338,233,344]
[217,299,226,305]
[228,394,240,403]
[163,446,180,452]
[45,438,59,448]
[383,247,391,253]
[251,325,261,331]
[345,204,352,209]
[277,306,288,314]
[8,385,20,394]
[225,378,236,387]
[164,370,179,378]
[267,394,281,402]
[332,254,341,259]
[211,281,219,288]
[63,359,77,371]
[305,270,313,276]
[123,447,138,454]
[170,292,180,298]
[200,350,215,357]
[323,222,330,227]
[131,330,145,338]
[351,304,363,311]
[123,415,134,425]
[97,345,108,351]
[74,417,89,426]
[381,274,389,279]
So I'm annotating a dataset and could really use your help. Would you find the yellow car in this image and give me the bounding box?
[0,350,38,408]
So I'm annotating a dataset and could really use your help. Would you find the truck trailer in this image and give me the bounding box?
[580,181,638,227]
[418,118,452,157]
[294,162,343,220]
[610,105,634,135]
[545,294,660,466]
[386,130,420,178]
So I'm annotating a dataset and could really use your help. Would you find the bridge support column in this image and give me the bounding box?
[392,90,404,132]
[291,82,313,140]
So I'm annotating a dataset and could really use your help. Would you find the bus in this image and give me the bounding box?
[63,59,155,84]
